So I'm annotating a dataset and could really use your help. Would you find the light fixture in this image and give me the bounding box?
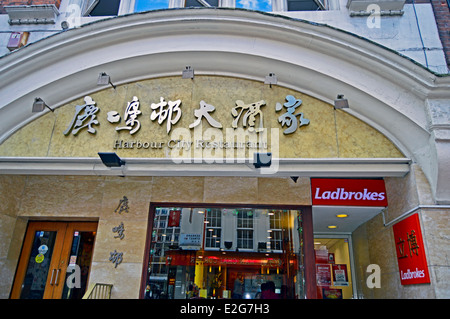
[182,66,194,79]
[98,152,125,167]
[32,97,54,113]
[97,72,116,89]
[328,225,338,229]
[334,94,349,109]
[61,20,69,30]
[264,73,277,88]
[290,176,299,183]
[336,214,348,218]
[253,152,272,168]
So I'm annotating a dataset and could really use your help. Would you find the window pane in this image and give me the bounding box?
[236,0,272,11]
[20,231,57,299]
[287,0,319,11]
[88,0,120,16]
[185,0,219,7]
[135,0,170,12]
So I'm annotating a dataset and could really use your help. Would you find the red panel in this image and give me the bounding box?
[392,214,430,285]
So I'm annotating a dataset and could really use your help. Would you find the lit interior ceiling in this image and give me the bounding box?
[312,205,384,233]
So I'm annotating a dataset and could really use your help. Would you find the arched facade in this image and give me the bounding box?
[1,9,449,299]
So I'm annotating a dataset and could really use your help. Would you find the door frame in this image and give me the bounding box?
[10,221,98,299]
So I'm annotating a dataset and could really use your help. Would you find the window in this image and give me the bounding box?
[204,208,222,249]
[236,0,272,12]
[145,205,306,299]
[135,0,170,12]
[237,209,254,250]
[85,0,121,16]
[287,0,322,11]
[185,0,219,7]
[269,210,283,251]
[150,208,181,279]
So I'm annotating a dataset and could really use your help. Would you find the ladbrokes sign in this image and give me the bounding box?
[392,213,430,285]
[311,178,388,207]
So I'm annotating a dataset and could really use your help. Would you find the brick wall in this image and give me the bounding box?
[430,0,450,69]
[0,0,61,14]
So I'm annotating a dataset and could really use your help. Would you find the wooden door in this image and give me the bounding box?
[10,221,97,299]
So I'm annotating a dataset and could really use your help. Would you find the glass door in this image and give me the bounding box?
[10,221,97,299]
[314,236,354,299]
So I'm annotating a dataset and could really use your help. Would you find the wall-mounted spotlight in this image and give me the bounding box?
[61,20,69,30]
[97,72,116,89]
[98,152,125,167]
[334,94,349,109]
[264,73,277,88]
[32,97,54,112]
[253,152,272,168]
[182,66,194,79]
[290,176,299,183]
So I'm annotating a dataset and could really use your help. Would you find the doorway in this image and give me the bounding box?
[10,221,97,299]
[314,236,355,299]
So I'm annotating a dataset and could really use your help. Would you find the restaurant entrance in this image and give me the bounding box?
[10,221,97,299]
[142,205,307,299]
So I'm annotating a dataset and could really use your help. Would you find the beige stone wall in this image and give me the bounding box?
[0,175,27,299]
[352,165,450,299]
[2,169,448,299]
[0,76,404,159]
[0,174,310,299]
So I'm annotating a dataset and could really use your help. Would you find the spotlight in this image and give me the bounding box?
[334,94,349,109]
[97,72,116,89]
[32,98,53,112]
[264,73,277,88]
[253,152,272,168]
[182,66,194,79]
[98,152,125,167]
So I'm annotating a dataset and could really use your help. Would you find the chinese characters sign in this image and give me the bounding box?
[392,213,430,285]
[64,94,310,137]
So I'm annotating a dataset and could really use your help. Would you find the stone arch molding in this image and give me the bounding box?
[0,8,449,203]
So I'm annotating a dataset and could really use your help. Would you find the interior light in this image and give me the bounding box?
[336,214,348,218]
[328,225,338,229]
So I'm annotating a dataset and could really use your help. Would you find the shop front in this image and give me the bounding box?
[1,9,449,300]
[143,205,308,300]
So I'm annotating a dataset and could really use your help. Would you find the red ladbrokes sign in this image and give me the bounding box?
[311,178,388,207]
[393,213,430,285]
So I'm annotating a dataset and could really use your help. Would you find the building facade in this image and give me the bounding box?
[0,0,449,299]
